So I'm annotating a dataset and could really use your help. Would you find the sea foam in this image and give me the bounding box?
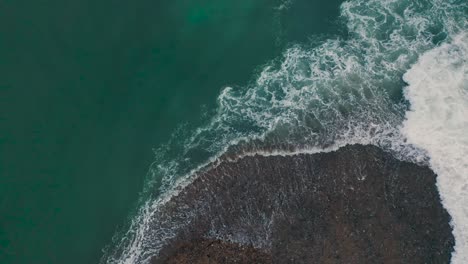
[402,32,468,263]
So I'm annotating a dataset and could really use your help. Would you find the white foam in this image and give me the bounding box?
[402,32,468,263]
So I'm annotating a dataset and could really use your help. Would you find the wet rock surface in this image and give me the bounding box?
[152,145,454,264]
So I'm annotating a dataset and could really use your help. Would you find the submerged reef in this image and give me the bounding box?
[151,145,453,263]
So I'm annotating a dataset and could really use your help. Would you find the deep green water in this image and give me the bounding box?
[1,0,343,263]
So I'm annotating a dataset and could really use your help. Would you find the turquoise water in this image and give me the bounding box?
[1,0,343,263]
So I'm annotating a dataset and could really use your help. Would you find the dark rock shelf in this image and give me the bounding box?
[152,145,454,264]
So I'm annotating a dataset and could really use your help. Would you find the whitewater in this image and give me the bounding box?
[102,0,468,263]
[402,32,468,263]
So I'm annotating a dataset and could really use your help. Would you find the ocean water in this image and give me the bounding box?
[99,0,468,263]
[1,0,342,263]
[1,0,466,263]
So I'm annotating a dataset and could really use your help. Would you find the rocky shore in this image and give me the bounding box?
[151,145,454,263]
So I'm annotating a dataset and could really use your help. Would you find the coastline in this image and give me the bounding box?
[149,144,454,263]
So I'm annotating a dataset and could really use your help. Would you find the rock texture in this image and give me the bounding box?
[151,145,454,264]
[162,239,271,264]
